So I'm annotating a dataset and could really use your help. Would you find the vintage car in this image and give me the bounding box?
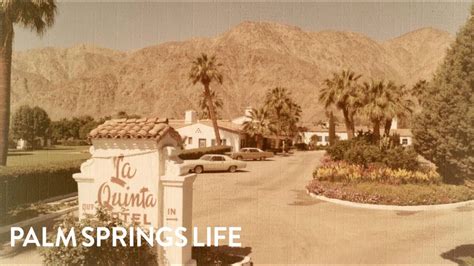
[229,148,274,161]
[184,154,247,174]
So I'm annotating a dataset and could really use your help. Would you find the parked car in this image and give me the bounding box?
[184,154,247,174]
[229,148,274,161]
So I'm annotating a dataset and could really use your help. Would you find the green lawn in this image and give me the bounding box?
[6,145,91,167]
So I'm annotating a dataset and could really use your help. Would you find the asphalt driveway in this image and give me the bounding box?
[1,151,472,265]
[192,151,474,265]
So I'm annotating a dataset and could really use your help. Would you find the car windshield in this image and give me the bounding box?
[200,155,212,161]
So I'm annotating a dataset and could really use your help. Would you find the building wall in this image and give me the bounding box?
[400,136,412,146]
[304,131,413,146]
[176,123,241,151]
[303,132,348,146]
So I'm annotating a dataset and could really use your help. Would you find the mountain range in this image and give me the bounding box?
[11,21,453,122]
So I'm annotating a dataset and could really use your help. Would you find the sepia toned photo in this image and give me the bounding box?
[0,1,472,265]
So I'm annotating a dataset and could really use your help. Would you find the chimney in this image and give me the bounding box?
[185,110,197,124]
[244,106,253,117]
[391,117,398,130]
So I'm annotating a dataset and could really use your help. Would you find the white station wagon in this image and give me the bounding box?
[184,154,247,174]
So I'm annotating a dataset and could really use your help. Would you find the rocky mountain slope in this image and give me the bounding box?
[11,21,453,122]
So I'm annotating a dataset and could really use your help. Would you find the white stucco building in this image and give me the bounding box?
[301,118,413,147]
[171,110,244,151]
[302,125,349,146]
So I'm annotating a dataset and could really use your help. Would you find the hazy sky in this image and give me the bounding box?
[13,1,472,51]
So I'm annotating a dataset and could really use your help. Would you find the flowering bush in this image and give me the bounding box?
[313,158,441,185]
[41,207,158,265]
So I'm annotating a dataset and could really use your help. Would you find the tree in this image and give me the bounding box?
[361,80,414,139]
[382,84,413,136]
[189,53,223,145]
[242,107,274,149]
[328,111,336,146]
[11,105,50,148]
[411,79,428,105]
[319,69,363,140]
[264,87,302,148]
[198,90,223,119]
[0,0,57,165]
[413,6,473,182]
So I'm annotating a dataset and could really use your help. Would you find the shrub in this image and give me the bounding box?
[179,145,232,160]
[8,134,16,149]
[0,160,80,223]
[382,146,419,171]
[61,139,90,146]
[326,140,352,161]
[294,143,308,151]
[41,207,157,265]
[326,136,420,171]
[343,143,382,167]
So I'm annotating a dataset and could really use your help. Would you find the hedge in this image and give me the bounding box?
[179,145,232,160]
[0,160,81,224]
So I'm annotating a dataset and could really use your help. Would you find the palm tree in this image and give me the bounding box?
[242,107,274,149]
[0,0,57,165]
[319,69,362,140]
[189,53,223,145]
[362,80,395,139]
[198,90,223,119]
[282,101,302,138]
[362,80,414,139]
[382,84,413,135]
[264,87,301,148]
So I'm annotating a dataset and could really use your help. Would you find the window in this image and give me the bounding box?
[222,139,227,145]
[199,139,206,148]
[250,148,259,152]
[317,135,323,142]
[211,139,216,146]
[211,156,224,161]
[324,136,329,142]
[201,155,212,160]
[188,137,193,145]
[401,138,408,145]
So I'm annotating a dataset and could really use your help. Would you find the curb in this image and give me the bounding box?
[0,205,78,258]
[307,190,474,211]
[0,205,78,235]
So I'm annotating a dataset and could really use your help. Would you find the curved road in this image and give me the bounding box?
[192,151,473,264]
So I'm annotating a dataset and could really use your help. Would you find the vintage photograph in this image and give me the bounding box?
[0,1,473,265]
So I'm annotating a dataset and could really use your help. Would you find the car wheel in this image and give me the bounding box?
[236,156,243,160]
[194,166,203,174]
[260,157,265,161]
[229,166,237,173]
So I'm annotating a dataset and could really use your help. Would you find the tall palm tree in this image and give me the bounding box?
[264,87,301,148]
[198,90,223,119]
[189,53,223,145]
[362,80,394,139]
[382,84,413,135]
[242,107,274,149]
[0,0,57,165]
[282,101,302,138]
[319,69,363,140]
[362,80,414,139]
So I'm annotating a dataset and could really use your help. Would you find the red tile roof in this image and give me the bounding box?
[88,117,182,143]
